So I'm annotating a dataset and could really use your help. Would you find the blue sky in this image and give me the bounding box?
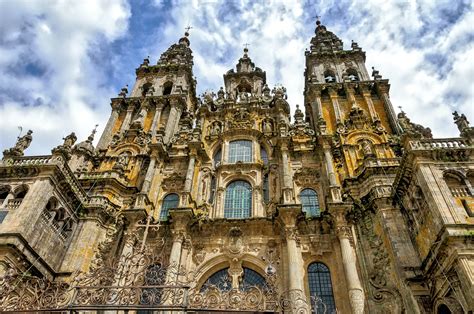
[0,0,473,155]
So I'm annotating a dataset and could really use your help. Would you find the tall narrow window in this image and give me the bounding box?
[213,148,222,167]
[300,189,320,217]
[224,181,251,218]
[308,262,336,313]
[261,147,268,165]
[209,176,216,204]
[263,174,269,204]
[160,194,179,221]
[229,140,252,163]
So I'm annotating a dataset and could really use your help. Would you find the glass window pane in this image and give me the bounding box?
[229,140,252,163]
[201,267,267,292]
[261,147,268,165]
[160,193,179,220]
[308,262,336,314]
[300,189,320,217]
[224,181,251,218]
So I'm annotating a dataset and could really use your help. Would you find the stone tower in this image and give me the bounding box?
[0,20,473,314]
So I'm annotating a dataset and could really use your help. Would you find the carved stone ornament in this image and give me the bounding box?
[293,168,320,186]
[161,171,186,191]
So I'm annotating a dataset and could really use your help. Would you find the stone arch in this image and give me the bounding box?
[112,143,141,156]
[346,130,384,146]
[162,81,173,95]
[13,184,28,199]
[345,68,359,81]
[220,173,257,188]
[193,253,269,290]
[443,170,471,197]
[0,185,11,205]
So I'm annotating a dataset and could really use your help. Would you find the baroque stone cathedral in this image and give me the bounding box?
[0,19,473,314]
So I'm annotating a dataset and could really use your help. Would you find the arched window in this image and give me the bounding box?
[324,70,336,83]
[201,267,267,292]
[437,304,452,314]
[0,186,10,206]
[209,176,216,204]
[162,81,173,95]
[308,262,336,313]
[142,82,153,96]
[14,185,28,199]
[160,193,179,221]
[261,147,268,165]
[224,181,252,218]
[444,172,471,197]
[229,140,252,163]
[300,189,320,217]
[213,148,222,167]
[346,68,359,81]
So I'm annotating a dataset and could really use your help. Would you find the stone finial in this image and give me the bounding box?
[3,130,33,158]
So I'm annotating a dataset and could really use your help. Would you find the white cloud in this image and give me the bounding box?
[0,0,130,155]
[0,0,472,156]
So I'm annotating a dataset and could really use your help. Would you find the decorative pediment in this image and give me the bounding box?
[293,168,320,186]
[162,171,186,191]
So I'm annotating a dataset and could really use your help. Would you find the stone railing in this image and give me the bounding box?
[6,198,22,210]
[450,187,472,198]
[2,155,54,166]
[78,170,128,187]
[1,155,88,204]
[39,210,70,242]
[408,138,470,150]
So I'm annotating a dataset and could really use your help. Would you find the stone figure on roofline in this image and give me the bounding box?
[3,130,33,158]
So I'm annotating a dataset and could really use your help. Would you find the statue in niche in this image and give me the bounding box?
[4,130,33,157]
[359,139,375,157]
[263,119,273,133]
[113,152,130,172]
[210,121,221,136]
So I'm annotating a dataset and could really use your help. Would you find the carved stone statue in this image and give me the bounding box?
[453,111,470,132]
[359,139,375,157]
[3,130,33,157]
[62,132,77,150]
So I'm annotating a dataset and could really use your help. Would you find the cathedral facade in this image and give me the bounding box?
[0,20,473,313]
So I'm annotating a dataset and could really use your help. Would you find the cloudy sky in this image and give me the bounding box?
[0,0,472,155]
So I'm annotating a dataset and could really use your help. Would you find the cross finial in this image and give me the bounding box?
[244,43,250,49]
[185,25,193,33]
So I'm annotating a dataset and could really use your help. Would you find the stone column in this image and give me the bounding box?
[323,145,337,186]
[141,156,157,194]
[328,88,342,122]
[378,86,401,134]
[119,106,135,134]
[182,153,196,206]
[278,205,309,312]
[150,103,164,135]
[334,208,365,314]
[97,103,121,149]
[163,103,182,143]
[281,147,293,204]
[361,88,378,122]
[167,208,192,282]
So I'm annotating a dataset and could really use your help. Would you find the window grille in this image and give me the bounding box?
[160,194,179,220]
[224,181,251,218]
[300,188,320,217]
[229,140,252,163]
[308,262,336,313]
[201,267,266,292]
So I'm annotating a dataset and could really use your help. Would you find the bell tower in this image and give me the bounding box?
[97,31,197,150]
